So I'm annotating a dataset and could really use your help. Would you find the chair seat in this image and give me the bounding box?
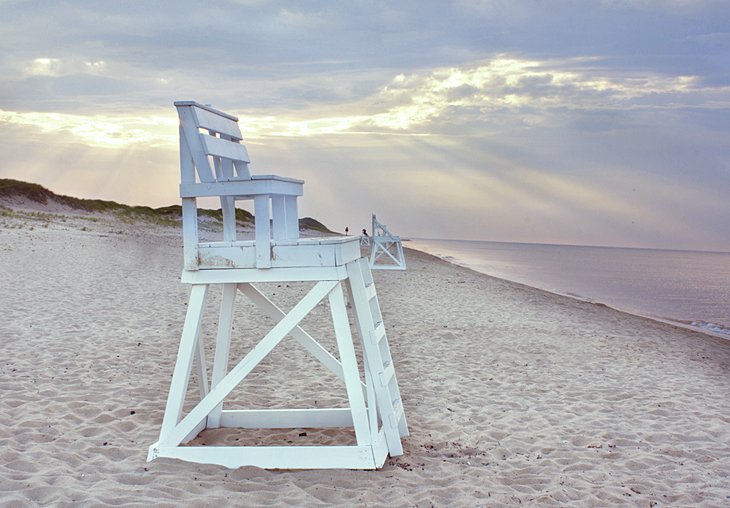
[180,175,303,199]
[197,236,361,269]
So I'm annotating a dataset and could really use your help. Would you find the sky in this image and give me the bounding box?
[1,0,729,251]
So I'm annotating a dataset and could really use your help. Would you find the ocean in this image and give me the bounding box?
[406,239,730,338]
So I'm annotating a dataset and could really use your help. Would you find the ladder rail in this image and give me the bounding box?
[346,258,409,454]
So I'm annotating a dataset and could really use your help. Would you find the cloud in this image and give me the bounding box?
[2,52,726,152]
[0,109,176,148]
[0,1,729,250]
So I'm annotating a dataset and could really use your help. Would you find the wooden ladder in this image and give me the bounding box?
[347,258,409,455]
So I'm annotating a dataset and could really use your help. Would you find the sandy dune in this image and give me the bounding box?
[1,210,728,506]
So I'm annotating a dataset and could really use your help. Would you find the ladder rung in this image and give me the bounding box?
[380,361,395,386]
[390,398,404,427]
[373,322,386,343]
[364,282,377,301]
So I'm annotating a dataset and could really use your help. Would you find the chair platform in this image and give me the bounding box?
[196,236,361,270]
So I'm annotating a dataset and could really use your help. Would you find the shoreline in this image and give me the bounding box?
[402,243,730,342]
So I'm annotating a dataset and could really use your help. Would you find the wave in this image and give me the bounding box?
[690,321,730,337]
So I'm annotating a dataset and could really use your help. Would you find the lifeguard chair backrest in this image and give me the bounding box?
[175,101,251,185]
[372,214,391,238]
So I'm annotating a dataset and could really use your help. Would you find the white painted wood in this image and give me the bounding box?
[212,147,222,181]
[190,105,243,140]
[363,352,379,440]
[343,275,380,438]
[208,283,236,428]
[182,419,207,445]
[197,243,256,269]
[237,283,356,387]
[373,322,386,344]
[215,156,238,242]
[369,214,407,270]
[254,195,271,269]
[195,232,360,271]
[220,196,236,242]
[271,194,287,240]
[364,281,377,301]
[152,257,408,468]
[153,102,409,470]
[182,198,199,271]
[329,283,370,446]
[370,239,407,270]
[371,428,390,468]
[381,361,395,387]
[392,399,405,430]
[270,242,359,268]
[200,133,251,163]
[285,195,299,239]
[219,408,355,428]
[175,100,239,119]
[164,281,338,447]
[158,284,208,438]
[181,265,349,284]
[217,154,234,179]
[177,106,215,183]
[353,258,405,440]
[346,259,407,455]
[354,261,408,440]
[152,444,377,470]
[250,174,303,184]
[233,159,251,179]
[179,126,196,185]
[194,324,209,401]
[179,179,303,198]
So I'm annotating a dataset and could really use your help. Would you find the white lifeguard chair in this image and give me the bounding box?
[147,102,408,469]
[369,214,406,270]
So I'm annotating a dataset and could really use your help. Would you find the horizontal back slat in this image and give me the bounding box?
[200,133,251,163]
[192,106,243,140]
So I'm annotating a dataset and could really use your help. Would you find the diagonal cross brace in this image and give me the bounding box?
[237,283,365,391]
[373,241,401,265]
[161,280,339,447]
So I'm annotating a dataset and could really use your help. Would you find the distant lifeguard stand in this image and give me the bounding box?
[370,214,407,270]
[147,102,408,469]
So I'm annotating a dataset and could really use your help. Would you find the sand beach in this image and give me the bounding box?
[1,202,729,506]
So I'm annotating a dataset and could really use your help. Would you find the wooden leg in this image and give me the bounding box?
[194,330,209,402]
[159,284,208,442]
[271,195,287,240]
[344,276,379,434]
[208,283,237,428]
[254,196,271,268]
[284,195,299,239]
[328,282,370,447]
[221,196,237,242]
